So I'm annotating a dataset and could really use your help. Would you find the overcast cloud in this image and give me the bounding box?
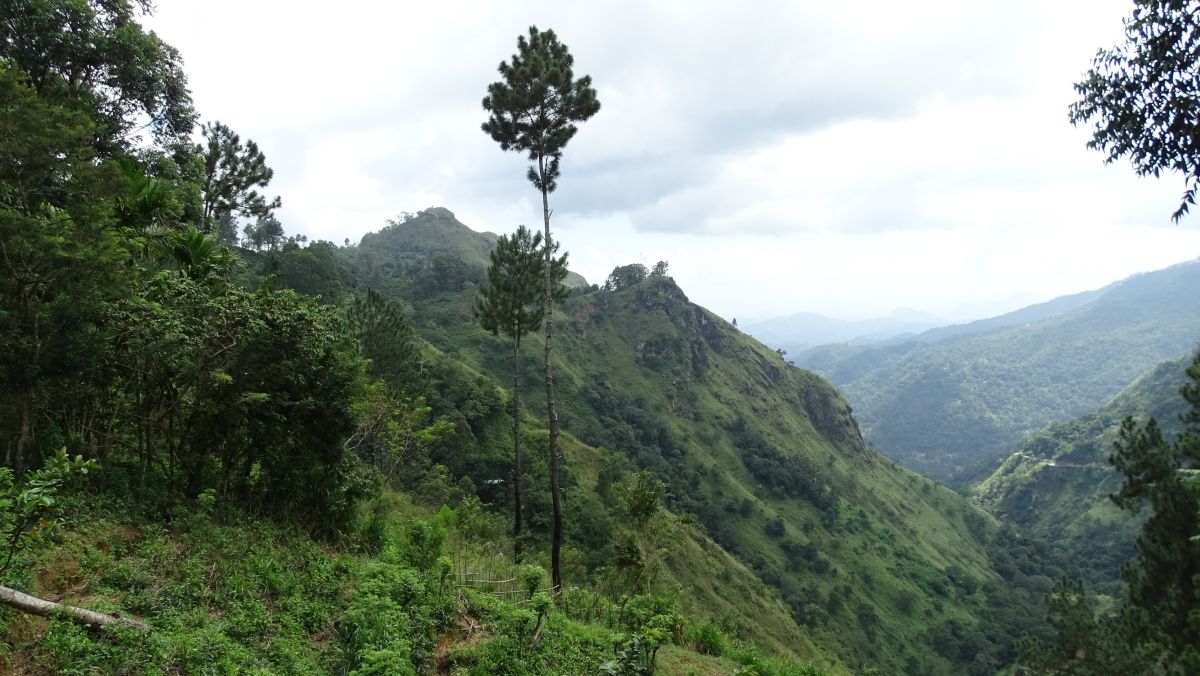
[146,0,1200,321]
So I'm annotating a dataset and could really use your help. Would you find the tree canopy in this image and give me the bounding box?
[1070,0,1200,221]
[199,121,282,231]
[0,0,195,151]
[474,225,567,342]
[481,26,601,194]
[604,263,648,291]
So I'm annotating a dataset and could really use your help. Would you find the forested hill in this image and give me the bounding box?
[353,207,588,290]
[363,207,501,269]
[321,208,1062,674]
[971,352,1195,595]
[796,259,1200,485]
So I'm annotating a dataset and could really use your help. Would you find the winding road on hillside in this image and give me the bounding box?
[1012,451,1109,470]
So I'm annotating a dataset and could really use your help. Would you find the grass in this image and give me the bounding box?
[0,485,835,675]
[0,496,353,674]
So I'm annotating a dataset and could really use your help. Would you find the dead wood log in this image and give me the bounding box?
[0,585,149,631]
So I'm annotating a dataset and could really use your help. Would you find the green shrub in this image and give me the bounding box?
[519,564,548,598]
[400,519,446,571]
[352,645,416,676]
[689,622,727,656]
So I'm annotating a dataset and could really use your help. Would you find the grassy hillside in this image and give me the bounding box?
[0,485,831,675]
[971,352,1194,596]
[330,209,1060,674]
[798,259,1200,484]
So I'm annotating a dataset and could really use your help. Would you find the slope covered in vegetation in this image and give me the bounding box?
[971,352,1194,596]
[798,260,1200,484]
[2,486,834,675]
[323,209,1060,674]
[0,2,1126,672]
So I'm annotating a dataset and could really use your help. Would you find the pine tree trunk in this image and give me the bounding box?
[540,157,563,594]
[512,333,524,564]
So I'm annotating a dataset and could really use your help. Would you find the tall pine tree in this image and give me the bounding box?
[474,225,567,562]
[347,289,423,398]
[482,26,600,591]
[1107,351,1200,670]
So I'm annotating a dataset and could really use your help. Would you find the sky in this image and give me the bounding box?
[145,0,1200,322]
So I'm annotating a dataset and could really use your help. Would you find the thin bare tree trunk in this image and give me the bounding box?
[512,333,524,564]
[540,156,563,594]
[0,585,150,631]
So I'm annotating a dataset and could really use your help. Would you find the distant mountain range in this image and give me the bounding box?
[743,309,943,356]
[911,285,1114,345]
[788,258,1200,485]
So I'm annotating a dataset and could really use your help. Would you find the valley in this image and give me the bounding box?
[781,260,1200,485]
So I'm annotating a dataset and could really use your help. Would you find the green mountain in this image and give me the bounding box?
[0,193,1069,674]
[333,208,1059,674]
[352,207,588,290]
[366,207,499,268]
[971,352,1194,595]
[797,260,1200,485]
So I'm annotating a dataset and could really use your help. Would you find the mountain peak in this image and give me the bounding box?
[419,206,457,220]
[359,206,588,287]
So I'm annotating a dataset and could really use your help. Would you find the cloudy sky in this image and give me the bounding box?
[146,0,1200,322]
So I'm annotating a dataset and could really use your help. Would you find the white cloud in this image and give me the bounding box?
[145,0,1200,321]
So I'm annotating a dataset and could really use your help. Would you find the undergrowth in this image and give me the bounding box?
[0,489,830,675]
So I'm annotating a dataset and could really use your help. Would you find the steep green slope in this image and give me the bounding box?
[549,280,1055,673]
[415,372,845,670]
[336,210,1056,673]
[798,259,1200,484]
[972,352,1194,595]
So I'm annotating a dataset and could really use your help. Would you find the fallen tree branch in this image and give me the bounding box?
[0,585,150,631]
